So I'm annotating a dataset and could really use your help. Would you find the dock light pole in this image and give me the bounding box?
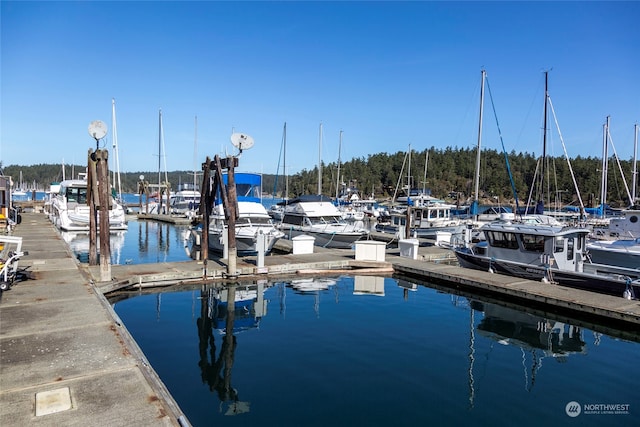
[87,120,112,282]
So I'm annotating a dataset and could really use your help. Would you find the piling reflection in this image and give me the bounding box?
[196,281,270,415]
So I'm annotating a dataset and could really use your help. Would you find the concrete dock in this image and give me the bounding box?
[0,213,188,426]
[2,212,640,426]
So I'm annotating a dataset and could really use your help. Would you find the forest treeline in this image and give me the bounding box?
[2,146,637,208]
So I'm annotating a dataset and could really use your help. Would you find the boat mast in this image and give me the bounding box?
[111,98,122,201]
[284,122,288,200]
[422,149,429,197]
[407,143,412,195]
[318,122,323,195]
[193,115,198,190]
[336,130,342,201]
[473,69,486,221]
[633,123,638,205]
[158,109,162,192]
[600,116,609,218]
[538,71,549,213]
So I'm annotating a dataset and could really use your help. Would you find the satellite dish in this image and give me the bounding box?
[88,120,108,140]
[230,133,255,151]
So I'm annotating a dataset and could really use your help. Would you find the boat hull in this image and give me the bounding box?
[454,247,640,298]
[208,228,283,255]
[279,225,366,249]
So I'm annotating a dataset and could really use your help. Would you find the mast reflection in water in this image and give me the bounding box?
[112,276,639,427]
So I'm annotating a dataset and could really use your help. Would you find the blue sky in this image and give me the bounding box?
[1,1,639,177]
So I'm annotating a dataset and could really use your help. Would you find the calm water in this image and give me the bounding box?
[112,276,639,427]
[61,219,193,265]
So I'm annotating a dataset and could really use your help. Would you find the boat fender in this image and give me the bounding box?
[623,289,632,300]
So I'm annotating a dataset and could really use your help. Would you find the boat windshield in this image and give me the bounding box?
[310,216,343,225]
[237,217,272,226]
[65,187,87,204]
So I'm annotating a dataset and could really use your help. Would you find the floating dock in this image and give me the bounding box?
[1,212,639,426]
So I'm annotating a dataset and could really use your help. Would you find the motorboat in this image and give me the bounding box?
[207,173,283,255]
[586,238,640,270]
[50,175,127,232]
[170,183,200,216]
[375,201,465,242]
[454,220,640,299]
[589,206,640,240]
[278,195,369,249]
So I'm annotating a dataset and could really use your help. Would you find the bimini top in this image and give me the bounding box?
[217,172,262,203]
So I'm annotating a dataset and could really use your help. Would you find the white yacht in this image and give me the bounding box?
[50,175,127,232]
[207,173,283,255]
[278,195,369,249]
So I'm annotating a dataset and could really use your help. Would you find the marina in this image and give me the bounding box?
[1,212,639,426]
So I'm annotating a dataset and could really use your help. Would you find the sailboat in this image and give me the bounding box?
[11,171,29,201]
[453,72,640,300]
[170,116,201,216]
[377,145,464,243]
[267,122,288,221]
[277,123,369,248]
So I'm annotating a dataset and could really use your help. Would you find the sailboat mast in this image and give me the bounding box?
[474,70,486,214]
[336,130,342,200]
[600,116,610,218]
[318,122,323,195]
[111,98,122,201]
[539,71,549,209]
[633,123,638,204]
[422,150,428,196]
[158,109,162,191]
[194,115,198,190]
[407,143,412,193]
[284,122,288,200]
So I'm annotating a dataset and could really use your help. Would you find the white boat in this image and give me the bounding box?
[586,238,640,270]
[207,173,283,255]
[50,174,128,232]
[375,201,465,242]
[454,220,640,299]
[170,183,200,216]
[589,206,640,240]
[278,194,369,249]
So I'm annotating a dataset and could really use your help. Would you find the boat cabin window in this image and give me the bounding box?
[282,214,304,226]
[521,234,545,252]
[65,187,87,204]
[553,237,565,253]
[486,231,519,249]
[236,183,260,198]
[566,238,574,260]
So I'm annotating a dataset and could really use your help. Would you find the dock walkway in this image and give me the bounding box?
[0,213,188,426]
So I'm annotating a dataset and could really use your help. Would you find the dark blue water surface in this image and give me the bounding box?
[112,277,639,427]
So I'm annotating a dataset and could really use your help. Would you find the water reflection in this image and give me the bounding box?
[464,299,588,408]
[196,281,270,416]
[111,276,640,426]
[62,219,193,265]
[60,230,126,264]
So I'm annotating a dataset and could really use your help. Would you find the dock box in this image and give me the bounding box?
[399,238,419,260]
[355,240,386,262]
[292,235,315,255]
